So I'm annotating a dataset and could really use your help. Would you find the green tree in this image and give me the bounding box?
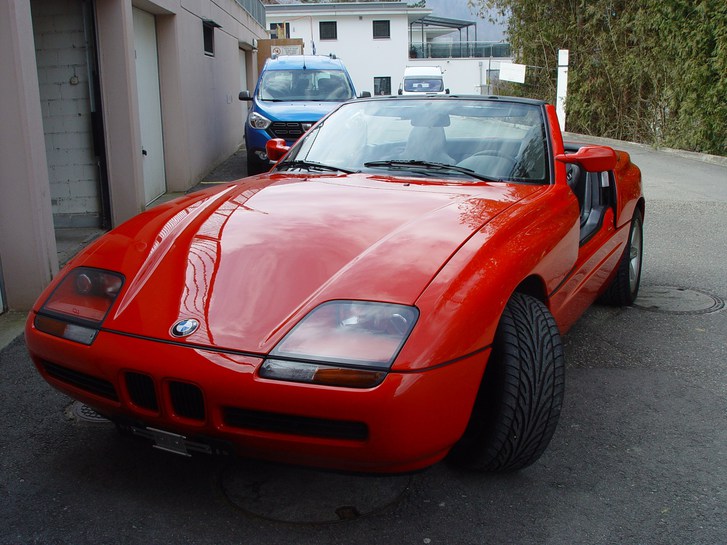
[470,0,726,154]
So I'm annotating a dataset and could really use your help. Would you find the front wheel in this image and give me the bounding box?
[599,208,643,306]
[449,293,565,472]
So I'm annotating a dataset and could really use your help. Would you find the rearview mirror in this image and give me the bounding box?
[238,90,252,101]
[265,138,290,163]
[556,145,617,172]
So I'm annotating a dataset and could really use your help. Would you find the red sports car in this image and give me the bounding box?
[25,96,643,473]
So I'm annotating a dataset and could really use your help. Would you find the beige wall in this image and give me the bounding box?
[97,0,265,209]
[0,0,58,310]
[0,0,266,311]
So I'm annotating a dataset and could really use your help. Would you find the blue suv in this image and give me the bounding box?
[239,55,359,175]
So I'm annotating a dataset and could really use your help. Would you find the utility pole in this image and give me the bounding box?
[556,49,569,130]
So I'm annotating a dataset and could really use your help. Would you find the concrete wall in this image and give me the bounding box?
[0,0,266,311]
[0,0,59,310]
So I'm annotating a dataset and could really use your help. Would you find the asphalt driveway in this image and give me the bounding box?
[1,140,725,545]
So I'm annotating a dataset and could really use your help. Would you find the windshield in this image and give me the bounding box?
[258,69,355,102]
[280,98,549,183]
[403,77,444,93]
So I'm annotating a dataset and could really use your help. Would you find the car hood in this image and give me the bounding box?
[254,99,342,122]
[96,174,542,353]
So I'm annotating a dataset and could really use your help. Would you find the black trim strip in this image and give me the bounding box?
[547,263,579,299]
[393,344,492,374]
[548,217,631,299]
[99,328,492,375]
[98,328,262,359]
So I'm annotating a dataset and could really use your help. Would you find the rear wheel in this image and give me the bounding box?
[599,208,643,306]
[449,293,565,472]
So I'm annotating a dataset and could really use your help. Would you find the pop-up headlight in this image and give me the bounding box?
[261,301,418,388]
[34,267,124,345]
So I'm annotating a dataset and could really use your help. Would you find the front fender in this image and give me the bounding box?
[394,183,580,371]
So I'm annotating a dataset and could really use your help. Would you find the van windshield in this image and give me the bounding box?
[403,77,444,93]
[259,69,355,102]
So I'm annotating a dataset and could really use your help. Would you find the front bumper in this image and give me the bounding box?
[26,320,488,473]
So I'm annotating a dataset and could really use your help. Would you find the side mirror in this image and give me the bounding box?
[359,91,371,98]
[238,90,252,101]
[445,88,450,94]
[265,138,290,163]
[556,145,617,172]
[397,88,403,95]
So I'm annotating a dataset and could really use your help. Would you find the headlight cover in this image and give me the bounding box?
[261,301,419,388]
[248,111,271,130]
[34,267,124,345]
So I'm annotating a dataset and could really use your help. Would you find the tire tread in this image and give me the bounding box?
[450,293,565,472]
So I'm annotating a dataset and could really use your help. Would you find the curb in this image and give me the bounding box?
[563,132,727,168]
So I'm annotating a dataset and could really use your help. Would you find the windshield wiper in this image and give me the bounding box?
[277,160,356,174]
[363,160,502,183]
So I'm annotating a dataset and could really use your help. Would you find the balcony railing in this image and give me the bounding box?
[235,0,266,27]
[409,41,511,60]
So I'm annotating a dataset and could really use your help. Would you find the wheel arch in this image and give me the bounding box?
[514,275,548,304]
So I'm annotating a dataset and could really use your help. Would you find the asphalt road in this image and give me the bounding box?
[1,140,726,545]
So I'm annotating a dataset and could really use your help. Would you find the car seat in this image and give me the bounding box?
[404,126,454,164]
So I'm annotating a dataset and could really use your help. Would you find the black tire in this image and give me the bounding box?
[598,208,643,306]
[449,293,565,472]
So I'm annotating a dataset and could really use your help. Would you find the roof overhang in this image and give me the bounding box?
[266,2,430,18]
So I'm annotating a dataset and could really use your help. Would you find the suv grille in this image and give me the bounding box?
[269,121,313,140]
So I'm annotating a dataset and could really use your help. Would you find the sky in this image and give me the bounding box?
[424,0,507,42]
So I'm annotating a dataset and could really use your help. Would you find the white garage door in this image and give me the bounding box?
[132,7,166,205]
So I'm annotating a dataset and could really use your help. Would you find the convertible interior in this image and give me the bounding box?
[563,142,616,244]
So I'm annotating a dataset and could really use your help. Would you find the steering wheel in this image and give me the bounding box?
[457,151,518,177]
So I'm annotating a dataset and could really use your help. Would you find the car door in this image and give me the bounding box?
[549,168,625,329]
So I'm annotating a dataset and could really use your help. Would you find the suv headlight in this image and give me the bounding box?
[248,111,271,130]
[260,301,418,388]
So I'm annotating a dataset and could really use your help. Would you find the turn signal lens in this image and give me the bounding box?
[260,359,386,389]
[35,267,124,344]
[263,301,418,388]
[34,315,99,345]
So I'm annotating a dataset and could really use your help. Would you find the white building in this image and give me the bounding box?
[264,1,511,97]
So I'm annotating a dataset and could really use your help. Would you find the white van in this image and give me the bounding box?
[398,66,449,95]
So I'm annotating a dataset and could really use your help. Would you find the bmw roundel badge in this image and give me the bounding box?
[171,318,199,338]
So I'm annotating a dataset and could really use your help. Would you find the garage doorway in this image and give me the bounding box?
[132,7,166,205]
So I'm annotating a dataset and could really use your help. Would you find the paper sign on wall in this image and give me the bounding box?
[271,45,302,56]
[499,62,527,84]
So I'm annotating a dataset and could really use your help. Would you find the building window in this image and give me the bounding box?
[319,21,337,40]
[269,22,290,39]
[373,20,390,39]
[374,77,392,96]
[203,20,219,56]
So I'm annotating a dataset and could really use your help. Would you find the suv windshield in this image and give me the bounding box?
[280,98,549,183]
[404,78,444,93]
[259,69,355,102]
